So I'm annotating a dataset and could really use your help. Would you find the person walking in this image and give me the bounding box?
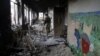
[44,14,51,36]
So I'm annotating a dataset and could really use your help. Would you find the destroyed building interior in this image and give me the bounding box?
[0,0,100,56]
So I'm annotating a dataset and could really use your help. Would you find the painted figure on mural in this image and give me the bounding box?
[81,33,90,56]
[74,29,81,49]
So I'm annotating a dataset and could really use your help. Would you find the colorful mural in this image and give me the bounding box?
[69,11,100,56]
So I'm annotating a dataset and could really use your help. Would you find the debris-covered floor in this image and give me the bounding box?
[10,20,73,56]
[10,34,73,56]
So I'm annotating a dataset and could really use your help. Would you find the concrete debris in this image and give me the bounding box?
[10,32,73,56]
[30,34,65,46]
[10,22,72,56]
[40,44,74,56]
[40,37,65,46]
[32,24,44,32]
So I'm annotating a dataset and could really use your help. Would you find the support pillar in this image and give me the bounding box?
[28,8,30,24]
[36,12,39,20]
[17,0,21,25]
[21,0,25,30]
[54,7,65,36]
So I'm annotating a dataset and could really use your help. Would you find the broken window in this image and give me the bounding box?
[11,0,18,25]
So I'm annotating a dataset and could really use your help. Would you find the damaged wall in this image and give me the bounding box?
[69,0,100,13]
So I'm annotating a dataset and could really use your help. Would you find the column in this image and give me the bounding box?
[54,7,65,36]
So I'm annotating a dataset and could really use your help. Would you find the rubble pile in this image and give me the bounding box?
[40,44,74,56]
[10,32,73,56]
[10,23,73,56]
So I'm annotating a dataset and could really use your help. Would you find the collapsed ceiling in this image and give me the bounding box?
[23,0,68,12]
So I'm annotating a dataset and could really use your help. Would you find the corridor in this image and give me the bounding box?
[0,0,100,56]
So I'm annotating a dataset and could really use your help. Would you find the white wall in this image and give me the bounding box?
[69,0,100,13]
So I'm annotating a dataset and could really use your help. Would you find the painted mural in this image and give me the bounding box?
[69,11,100,56]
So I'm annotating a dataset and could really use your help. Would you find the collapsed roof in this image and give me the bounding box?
[23,0,68,12]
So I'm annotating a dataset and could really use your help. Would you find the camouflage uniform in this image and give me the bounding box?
[44,16,51,35]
